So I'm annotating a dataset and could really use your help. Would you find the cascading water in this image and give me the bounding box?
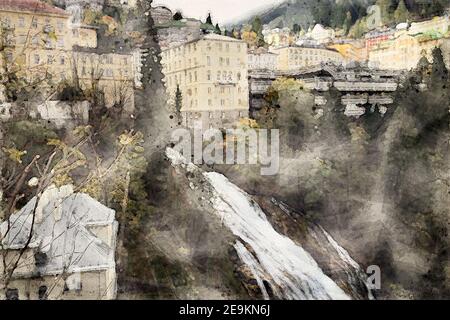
[204,172,350,300]
[166,148,370,300]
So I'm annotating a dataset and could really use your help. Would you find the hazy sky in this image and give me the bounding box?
[153,0,284,25]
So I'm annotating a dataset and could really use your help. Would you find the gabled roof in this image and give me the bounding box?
[0,185,117,276]
[0,0,69,16]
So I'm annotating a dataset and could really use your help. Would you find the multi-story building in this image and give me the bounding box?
[0,0,136,112]
[248,47,278,71]
[271,45,345,71]
[72,50,135,112]
[408,16,449,36]
[161,33,249,129]
[0,0,72,82]
[368,31,441,70]
[0,185,118,300]
[365,29,395,52]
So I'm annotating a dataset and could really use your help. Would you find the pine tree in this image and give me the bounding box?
[206,13,213,25]
[343,11,352,34]
[375,0,393,25]
[214,23,222,35]
[394,0,409,24]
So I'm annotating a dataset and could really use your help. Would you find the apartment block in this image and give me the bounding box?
[161,34,249,129]
[0,0,72,82]
[0,0,136,112]
[248,47,278,71]
[271,45,345,71]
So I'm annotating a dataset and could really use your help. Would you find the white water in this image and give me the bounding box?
[204,172,350,300]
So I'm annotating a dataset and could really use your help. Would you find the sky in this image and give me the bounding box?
[153,0,285,25]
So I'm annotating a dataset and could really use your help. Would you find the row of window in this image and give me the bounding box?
[33,54,65,65]
[164,42,245,59]
[185,86,244,96]
[0,16,65,32]
[78,55,129,66]
[185,98,245,108]
[167,70,244,86]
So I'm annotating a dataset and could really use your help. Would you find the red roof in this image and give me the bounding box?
[0,0,69,16]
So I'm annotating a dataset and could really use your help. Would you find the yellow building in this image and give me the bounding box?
[0,0,135,112]
[161,34,249,129]
[72,51,135,112]
[71,24,98,48]
[0,0,72,82]
[271,45,345,71]
[368,31,441,70]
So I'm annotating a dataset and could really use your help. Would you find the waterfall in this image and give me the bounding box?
[204,172,350,300]
[166,147,365,300]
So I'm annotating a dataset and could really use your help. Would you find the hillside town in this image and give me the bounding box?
[0,0,449,302]
[152,2,450,128]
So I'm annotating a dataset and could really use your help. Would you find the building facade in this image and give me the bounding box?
[161,34,249,129]
[271,45,345,71]
[0,0,72,82]
[368,31,441,70]
[0,185,118,300]
[0,0,136,113]
[248,47,278,71]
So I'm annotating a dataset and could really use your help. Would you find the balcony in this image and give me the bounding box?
[341,94,368,105]
[334,81,398,92]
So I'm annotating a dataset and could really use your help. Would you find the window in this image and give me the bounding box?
[194,71,197,82]
[38,286,48,300]
[47,55,54,64]
[207,70,211,81]
[57,21,64,32]
[18,17,25,28]
[57,38,64,48]
[237,72,241,81]
[6,288,19,300]
[34,54,40,65]
[219,57,223,66]
[208,87,212,94]
[208,99,212,106]
[32,17,38,28]
[226,44,230,52]
[217,71,221,81]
